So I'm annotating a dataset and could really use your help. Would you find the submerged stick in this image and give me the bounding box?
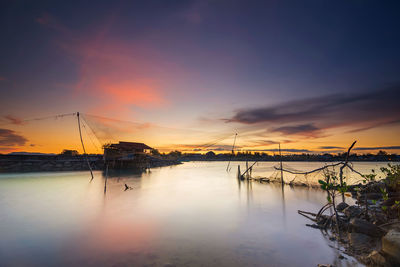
[298,210,317,222]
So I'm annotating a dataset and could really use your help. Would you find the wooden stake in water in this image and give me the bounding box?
[104,164,108,194]
[246,160,249,179]
[226,133,238,172]
[279,143,284,184]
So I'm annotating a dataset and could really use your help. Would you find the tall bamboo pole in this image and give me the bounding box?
[77,112,94,181]
[226,133,238,172]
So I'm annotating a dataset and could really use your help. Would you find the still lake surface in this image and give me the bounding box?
[0,161,391,266]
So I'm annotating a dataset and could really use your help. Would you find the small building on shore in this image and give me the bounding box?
[103,141,153,169]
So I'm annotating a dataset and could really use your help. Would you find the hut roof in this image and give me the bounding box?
[111,141,152,150]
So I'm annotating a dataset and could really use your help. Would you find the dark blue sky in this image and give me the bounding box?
[0,0,400,152]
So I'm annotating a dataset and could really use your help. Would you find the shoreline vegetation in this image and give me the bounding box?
[0,148,398,172]
[163,149,399,162]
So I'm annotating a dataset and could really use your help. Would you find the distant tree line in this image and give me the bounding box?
[57,148,399,162]
[175,150,399,162]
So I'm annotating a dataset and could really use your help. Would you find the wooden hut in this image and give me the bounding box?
[104,141,153,169]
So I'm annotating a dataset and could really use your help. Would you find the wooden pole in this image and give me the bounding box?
[104,164,108,194]
[279,143,284,184]
[77,112,94,181]
[246,159,249,179]
[241,161,258,178]
[226,133,238,172]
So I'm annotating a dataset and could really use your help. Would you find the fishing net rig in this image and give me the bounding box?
[1,111,241,176]
[1,113,370,188]
[1,111,239,153]
[254,141,365,187]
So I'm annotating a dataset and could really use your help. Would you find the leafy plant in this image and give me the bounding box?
[361,169,376,184]
[380,164,400,192]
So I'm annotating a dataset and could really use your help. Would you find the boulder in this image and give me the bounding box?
[343,205,362,218]
[349,218,386,237]
[367,250,386,266]
[337,202,349,212]
[348,232,372,250]
[382,229,400,263]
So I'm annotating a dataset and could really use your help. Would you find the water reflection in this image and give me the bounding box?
[281,183,287,228]
[0,161,377,266]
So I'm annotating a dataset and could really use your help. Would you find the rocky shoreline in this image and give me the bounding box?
[0,154,180,172]
[250,167,400,266]
[301,179,400,266]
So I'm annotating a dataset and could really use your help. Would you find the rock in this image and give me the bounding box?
[364,192,384,200]
[348,232,372,251]
[343,205,362,218]
[367,250,386,266]
[382,229,400,263]
[349,218,386,237]
[382,197,400,207]
[370,212,387,225]
[337,202,349,212]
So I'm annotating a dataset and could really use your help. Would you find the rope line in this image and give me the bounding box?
[0,112,77,126]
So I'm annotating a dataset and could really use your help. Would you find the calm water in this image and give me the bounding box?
[0,161,390,267]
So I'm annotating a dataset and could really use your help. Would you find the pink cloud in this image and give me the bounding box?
[4,115,24,125]
[40,19,182,116]
[70,41,170,115]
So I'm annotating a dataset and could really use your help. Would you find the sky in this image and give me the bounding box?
[0,0,400,154]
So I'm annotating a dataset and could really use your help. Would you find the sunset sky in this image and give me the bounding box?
[0,0,399,154]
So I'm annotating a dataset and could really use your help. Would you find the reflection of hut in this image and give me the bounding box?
[104,141,152,169]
